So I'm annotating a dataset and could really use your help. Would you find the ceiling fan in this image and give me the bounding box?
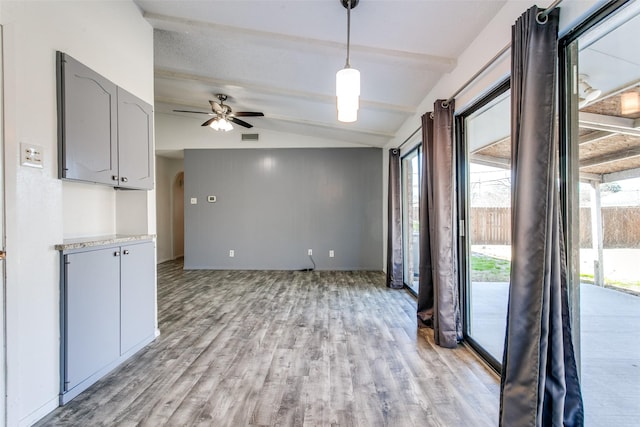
[173,94,264,130]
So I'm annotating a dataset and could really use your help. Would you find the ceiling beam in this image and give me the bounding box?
[470,136,510,155]
[579,130,615,145]
[145,12,456,72]
[580,146,640,168]
[159,98,396,140]
[263,114,397,139]
[579,112,640,137]
[602,167,640,183]
[579,172,602,183]
[154,69,417,114]
[469,154,510,169]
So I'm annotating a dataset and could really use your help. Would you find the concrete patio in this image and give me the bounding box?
[471,281,640,426]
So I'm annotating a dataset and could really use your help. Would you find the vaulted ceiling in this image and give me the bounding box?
[134,0,508,148]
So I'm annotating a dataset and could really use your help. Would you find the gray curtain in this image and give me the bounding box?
[387,149,403,289]
[417,101,462,348]
[500,6,584,426]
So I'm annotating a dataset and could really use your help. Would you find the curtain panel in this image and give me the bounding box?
[417,101,462,348]
[387,149,404,289]
[500,6,584,427]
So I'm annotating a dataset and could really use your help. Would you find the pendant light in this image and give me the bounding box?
[336,0,360,122]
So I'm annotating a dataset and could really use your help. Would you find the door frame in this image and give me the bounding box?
[0,23,7,427]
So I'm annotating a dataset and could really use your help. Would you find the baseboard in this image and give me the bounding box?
[60,334,156,406]
[18,395,59,427]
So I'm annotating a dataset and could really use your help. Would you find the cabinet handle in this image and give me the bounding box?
[120,177,128,183]
[112,175,119,181]
[123,249,130,255]
[114,251,120,257]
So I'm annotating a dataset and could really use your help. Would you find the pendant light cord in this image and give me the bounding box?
[346,0,352,68]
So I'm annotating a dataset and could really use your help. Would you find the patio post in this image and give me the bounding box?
[589,181,604,287]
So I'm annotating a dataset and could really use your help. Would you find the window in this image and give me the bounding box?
[401,146,421,293]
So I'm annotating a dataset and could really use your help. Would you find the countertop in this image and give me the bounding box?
[55,234,155,251]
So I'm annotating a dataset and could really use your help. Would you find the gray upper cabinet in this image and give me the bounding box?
[117,87,154,190]
[57,53,118,185]
[57,52,154,190]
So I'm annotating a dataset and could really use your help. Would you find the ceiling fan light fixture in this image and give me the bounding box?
[336,0,360,123]
[210,117,233,132]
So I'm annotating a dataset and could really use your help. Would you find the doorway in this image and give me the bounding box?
[172,171,184,259]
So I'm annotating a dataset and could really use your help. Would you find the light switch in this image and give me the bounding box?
[21,143,44,168]
[190,197,197,205]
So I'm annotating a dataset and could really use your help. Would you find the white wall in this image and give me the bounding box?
[381,0,610,272]
[0,1,153,425]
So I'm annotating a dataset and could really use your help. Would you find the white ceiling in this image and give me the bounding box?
[135,0,508,149]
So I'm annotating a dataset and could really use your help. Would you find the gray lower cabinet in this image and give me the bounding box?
[61,240,155,404]
[57,52,154,190]
[120,241,156,354]
[64,247,121,393]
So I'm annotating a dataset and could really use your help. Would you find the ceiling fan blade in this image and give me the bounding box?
[174,109,213,115]
[234,112,264,117]
[209,100,223,113]
[229,117,253,128]
[201,117,217,127]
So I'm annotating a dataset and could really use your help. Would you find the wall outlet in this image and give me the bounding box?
[229,250,235,257]
[20,143,44,168]
[329,250,335,258]
[308,249,313,256]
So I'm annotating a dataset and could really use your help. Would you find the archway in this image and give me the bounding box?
[172,171,184,259]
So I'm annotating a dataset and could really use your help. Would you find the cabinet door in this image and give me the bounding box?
[64,248,120,391]
[120,241,156,354]
[117,87,154,190]
[57,52,118,185]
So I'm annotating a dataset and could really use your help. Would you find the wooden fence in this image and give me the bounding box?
[469,207,511,245]
[469,206,640,248]
[580,207,640,248]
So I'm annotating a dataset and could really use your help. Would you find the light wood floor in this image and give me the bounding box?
[37,260,499,426]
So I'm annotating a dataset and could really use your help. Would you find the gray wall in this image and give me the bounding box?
[184,148,382,270]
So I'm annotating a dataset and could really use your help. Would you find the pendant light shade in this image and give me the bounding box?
[336,67,360,122]
[336,0,360,123]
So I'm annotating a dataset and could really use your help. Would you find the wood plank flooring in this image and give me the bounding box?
[37,260,499,426]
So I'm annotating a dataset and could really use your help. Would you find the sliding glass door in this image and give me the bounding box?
[402,147,421,293]
[561,2,640,425]
[459,84,511,367]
